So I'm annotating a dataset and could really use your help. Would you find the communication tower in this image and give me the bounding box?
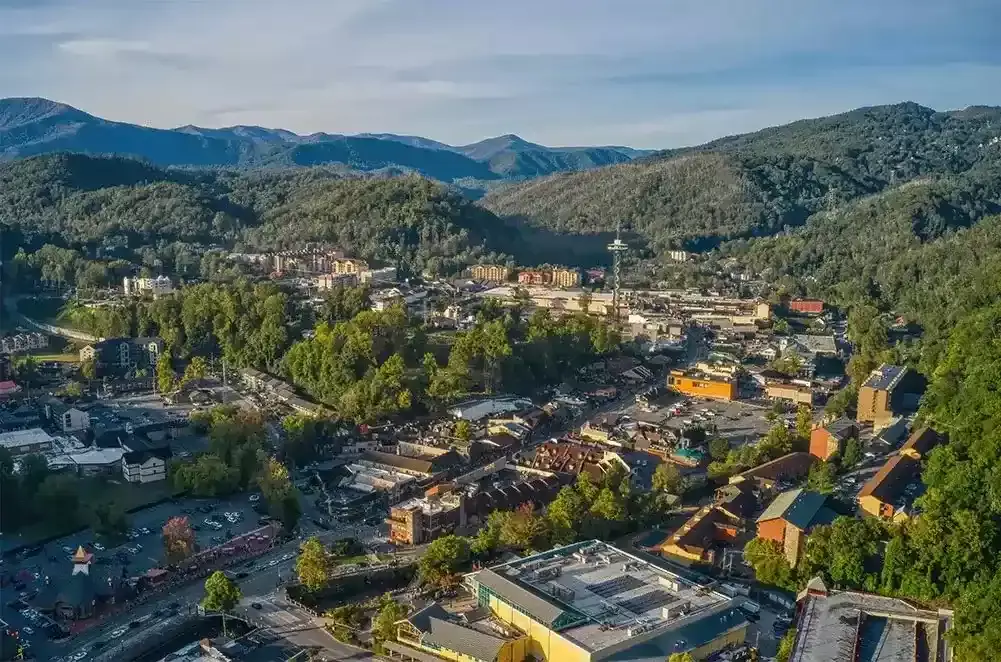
[607,221,628,321]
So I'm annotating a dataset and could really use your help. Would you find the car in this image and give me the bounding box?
[134,543,143,551]
[128,620,141,629]
[139,527,151,535]
[236,571,249,579]
[93,542,105,551]
[22,626,34,635]
[251,602,263,610]
[62,546,73,554]
[249,494,261,502]
[109,626,128,638]
[71,649,89,660]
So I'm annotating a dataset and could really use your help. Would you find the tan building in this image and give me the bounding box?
[387,486,466,545]
[551,267,581,288]
[331,258,369,275]
[765,382,814,406]
[858,427,942,520]
[856,363,924,426]
[471,264,512,282]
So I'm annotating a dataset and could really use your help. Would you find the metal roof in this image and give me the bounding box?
[472,568,568,627]
[425,617,509,661]
[862,364,908,391]
[757,488,829,530]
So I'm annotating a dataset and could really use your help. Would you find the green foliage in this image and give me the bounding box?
[418,535,470,587]
[325,604,364,644]
[668,654,695,662]
[776,628,797,662]
[824,385,857,418]
[708,437,730,463]
[744,538,795,591]
[841,437,863,469]
[372,594,408,651]
[296,536,331,592]
[806,461,836,494]
[453,419,471,442]
[90,501,129,540]
[156,352,176,394]
[651,462,683,495]
[801,517,884,592]
[202,570,242,612]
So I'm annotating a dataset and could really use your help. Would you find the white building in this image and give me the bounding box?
[45,400,91,433]
[123,275,174,298]
[122,448,171,483]
[360,266,398,285]
[0,428,55,456]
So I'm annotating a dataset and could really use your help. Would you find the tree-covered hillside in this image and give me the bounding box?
[0,153,520,277]
[482,102,1001,256]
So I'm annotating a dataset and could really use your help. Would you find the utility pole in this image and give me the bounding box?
[607,220,628,322]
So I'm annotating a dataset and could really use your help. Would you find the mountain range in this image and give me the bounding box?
[0,97,648,183]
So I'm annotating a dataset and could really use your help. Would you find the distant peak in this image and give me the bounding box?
[0,97,92,127]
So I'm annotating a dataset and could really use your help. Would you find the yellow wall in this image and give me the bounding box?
[487,595,590,662]
[668,373,737,401]
[689,625,747,660]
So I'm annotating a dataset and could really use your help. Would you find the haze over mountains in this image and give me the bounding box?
[0,97,648,183]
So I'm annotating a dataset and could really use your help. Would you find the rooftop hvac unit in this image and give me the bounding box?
[664,602,691,620]
[658,576,681,592]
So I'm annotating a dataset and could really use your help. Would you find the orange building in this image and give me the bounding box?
[809,417,857,461]
[667,369,737,401]
[756,488,835,566]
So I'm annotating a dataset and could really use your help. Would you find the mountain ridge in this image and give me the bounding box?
[0,97,649,182]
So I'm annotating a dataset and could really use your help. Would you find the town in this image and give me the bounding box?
[0,242,948,662]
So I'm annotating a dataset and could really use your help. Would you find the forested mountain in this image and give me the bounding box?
[0,97,643,182]
[0,153,522,277]
[482,102,1001,252]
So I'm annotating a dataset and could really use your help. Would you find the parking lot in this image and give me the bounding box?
[0,494,265,656]
[618,394,779,448]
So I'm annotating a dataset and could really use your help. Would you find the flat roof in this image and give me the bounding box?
[862,363,908,391]
[792,589,952,662]
[468,540,734,654]
[0,427,54,448]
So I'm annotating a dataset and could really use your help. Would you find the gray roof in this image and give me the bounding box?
[473,568,568,627]
[426,617,509,661]
[405,602,452,633]
[792,334,837,356]
[757,488,829,530]
[863,363,908,391]
[824,417,856,441]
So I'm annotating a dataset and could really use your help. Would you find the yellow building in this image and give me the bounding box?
[472,264,512,283]
[551,267,582,289]
[464,540,748,662]
[331,258,369,275]
[667,369,738,401]
[388,602,529,662]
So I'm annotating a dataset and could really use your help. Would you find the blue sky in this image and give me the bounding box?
[2,0,999,148]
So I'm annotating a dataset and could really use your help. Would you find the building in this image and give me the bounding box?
[79,337,164,375]
[44,399,91,433]
[37,546,121,620]
[808,417,857,461]
[765,382,814,406]
[551,267,582,289]
[756,489,836,566]
[122,447,172,483]
[856,364,924,426]
[123,275,173,298]
[0,332,49,354]
[314,272,359,290]
[388,601,529,662]
[49,447,125,476]
[465,540,749,662]
[331,258,369,275]
[857,427,942,521]
[471,265,512,283]
[361,448,461,478]
[388,486,466,546]
[0,428,55,456]
[360,266,398,284]
[729,452,816,493]
[787,298,824,315]
[667,369,737,401]
[655,504,742,564]
[790,576,953,662]
[667,250,690,262]
[517,269,552,286]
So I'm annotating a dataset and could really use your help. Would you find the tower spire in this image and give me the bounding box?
[607,221,628,321]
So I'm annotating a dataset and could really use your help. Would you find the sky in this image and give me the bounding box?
[2,0,1000,148]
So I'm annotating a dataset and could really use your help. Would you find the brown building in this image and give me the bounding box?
[765,382,814,406]
[857,427,943,521]
[756,488,836,566]
[730,452,817,494]
[471,264,512,283]
[856,364,924,425]
[656,483,755,563]
[809,417,858,461]
[517,269,551,286]
[331,258,369,275]
[388,486,466,545]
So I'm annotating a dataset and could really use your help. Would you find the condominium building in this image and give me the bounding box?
[471,264,512,283]
[331,258,369,276]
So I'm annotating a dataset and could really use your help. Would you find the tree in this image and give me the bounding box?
[546,486,589,545]
[80,359,97,380]
[296,536,331,592]
[806,461,836,494]
[202,570,241,612]
[372,594,408,652]
[668,653,695,662]
[453,419,471,442]
[708,437,730,462]
[758,422,792,461]
[163,516,197,563]
[156,352,176,393]
[776,628,797,662]
[471,511,507,556]
[36,474,81,526]
[12,356,39,385]
[825,385,857,418]
[499,504,550,553]
[652,463,683,495]
[418,535,470,587]
[172,454,238,497]
[744,538,795,590]
[90,502,129,540]
[590,487,627,536]
[795,405,813,441]
[841,437,863,469]
[258,457,301,530]
[181,356,208,386]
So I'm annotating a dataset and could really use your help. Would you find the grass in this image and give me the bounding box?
[28,351,81,363]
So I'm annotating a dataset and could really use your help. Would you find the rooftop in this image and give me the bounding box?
[862,363,908,392]
[792,583,952,662]
[467,540,736,654]
[0,427,54,449]
[757,488,835,530]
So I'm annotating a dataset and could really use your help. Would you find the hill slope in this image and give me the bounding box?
[482,102,1001,254]
[0,153,523,276]
[0,97,644,181]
